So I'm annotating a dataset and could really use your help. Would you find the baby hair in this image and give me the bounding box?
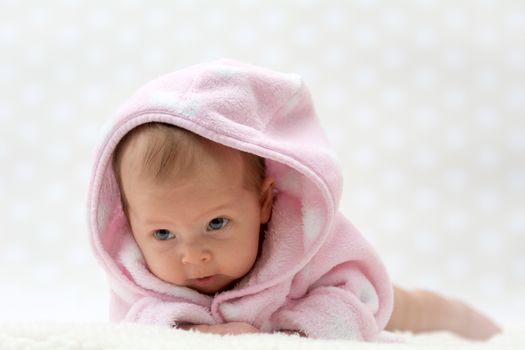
[112,122,266,209]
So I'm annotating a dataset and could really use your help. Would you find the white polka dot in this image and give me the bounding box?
[414,188,438,209]
[476,106,500,128]
[322,7,346,31]
[322,46,347,66]
[326,125,344,147]
[414,65,437,88]
[383,47,407,67]
[352,146,377,168]
[444,48,466,69]
[143,48,166,67]
[16,121,40,146]
[383,127,406,149]
[505,88,525,112]
[479,276,504,298]
[382,87,406,109]
[478,147,501,168]
[477,189,501,211]
[478,231,503,256]
[22,84,44,106]
[508,171,525,192]
[446,255,469,279]
[478,66,500,89]
[414,106,438,129]
[415,0,438,8]
[115,63,135,84]
[445,169,468,192]
[322,85,346,109]
[56,64,77,84]
[353,66,378,87]
[382,209,406,232]
[24,46,46,66]
[116,28,139,47]
[476,27,499,49]
[88,8,111,30]
[444,209,469,232]
[444,9,467,31]
[414,147,438,169]
[445,127,467,148]
[33,263,59,284]
[144,8,168,29]
[293,63,318,85]
[66,246,91,267]
[8,200,32,222]
[353,106,377,128]
[506,48,525,71]
[233,26,258,47]
[44,183,67,204]
[72,205,86,226]
[444,88,466,110]
[29,7,50,28]
[353,26,377,47]
[1,243,29,264]
[262,48,287,66]
[415,27,438,48]
[506,11,525,32]
[511,256,525,280]
[14,162,35,182]
[47,143,73,163]
[38,222,62,242]
[507,208,525,233]
[382,168,406,190]
[56,24,80,46]
[414,230,438,253]
[81,85,106,106]
[51,103,74,124]
[414,274,439,290]
[384,254,407,276]
[86,46,108,66]
[302,206,322,243]
[381,9,407,31]
[293,26,318,48]
[263,8,286,30]
[351,188,377,210]
[0,23,17,45]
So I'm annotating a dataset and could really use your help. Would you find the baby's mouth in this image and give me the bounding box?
[192,275,216,286]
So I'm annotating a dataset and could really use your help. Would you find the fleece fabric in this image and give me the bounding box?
[87,58,393,340]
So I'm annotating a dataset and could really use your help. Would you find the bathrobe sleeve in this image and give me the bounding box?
[271,262,386,340]
[124,297,216,327]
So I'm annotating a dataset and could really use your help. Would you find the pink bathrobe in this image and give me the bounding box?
[88,59,393,340]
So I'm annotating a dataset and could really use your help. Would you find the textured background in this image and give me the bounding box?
[1,0,523,323]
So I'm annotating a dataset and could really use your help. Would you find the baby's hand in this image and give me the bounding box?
[181,322,259,335]
[447,298,502,341]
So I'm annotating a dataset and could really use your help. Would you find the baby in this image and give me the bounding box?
[88,59,501,341]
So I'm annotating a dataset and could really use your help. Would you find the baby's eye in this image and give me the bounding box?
[153,229,175,241]
[207,218,229,231]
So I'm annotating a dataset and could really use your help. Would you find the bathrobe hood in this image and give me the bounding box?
[88,59,393,340]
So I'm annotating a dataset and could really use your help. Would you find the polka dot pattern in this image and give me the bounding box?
[0,1,523,321]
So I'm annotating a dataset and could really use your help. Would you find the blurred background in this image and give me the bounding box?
[0,0,523,323]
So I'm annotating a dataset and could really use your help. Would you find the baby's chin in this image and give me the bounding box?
[188,274,242,295]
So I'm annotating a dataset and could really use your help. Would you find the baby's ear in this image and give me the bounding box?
[259,176,274,224]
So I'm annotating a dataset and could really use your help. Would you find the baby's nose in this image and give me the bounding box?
[181,244,212,265]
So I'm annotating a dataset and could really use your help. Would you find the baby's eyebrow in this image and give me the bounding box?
[200,201,236,217]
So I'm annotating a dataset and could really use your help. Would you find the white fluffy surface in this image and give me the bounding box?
[0,322,523,350]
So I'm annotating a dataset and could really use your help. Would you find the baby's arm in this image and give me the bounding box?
[179,322,258,335]
[386,286,502,340]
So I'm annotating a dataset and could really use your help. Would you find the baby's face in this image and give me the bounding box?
[119,148,272,295]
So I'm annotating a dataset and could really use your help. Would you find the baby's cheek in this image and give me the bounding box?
[146,253,184,285]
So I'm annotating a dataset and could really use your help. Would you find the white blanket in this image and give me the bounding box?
[0,322,523,350]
